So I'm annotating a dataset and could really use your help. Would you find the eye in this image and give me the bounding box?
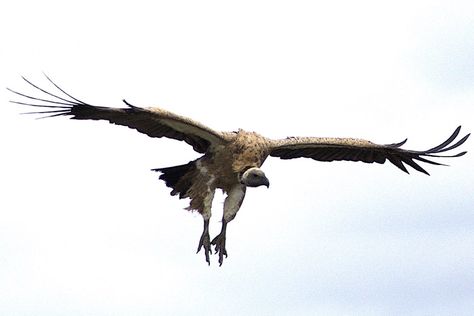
[253,173,259,178]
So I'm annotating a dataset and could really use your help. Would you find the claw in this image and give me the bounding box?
[196,219,211,265]
[197,231,211,265]
[211,232,227,266]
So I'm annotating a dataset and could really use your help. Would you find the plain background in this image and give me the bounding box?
[1,1,473,315]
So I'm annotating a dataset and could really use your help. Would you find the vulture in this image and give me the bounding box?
[8,76,470,266]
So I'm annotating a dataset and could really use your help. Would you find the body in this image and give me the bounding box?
[155,130,271,264]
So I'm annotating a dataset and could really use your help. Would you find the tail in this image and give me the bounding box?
[152,161,196,198]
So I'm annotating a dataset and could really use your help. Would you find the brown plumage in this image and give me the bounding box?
[8,76,470,266]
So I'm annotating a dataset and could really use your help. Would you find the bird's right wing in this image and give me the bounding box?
[269,127,469,175]
[8,76,231,153]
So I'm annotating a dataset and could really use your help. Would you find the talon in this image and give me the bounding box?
[197,232,211,265]
[211,232,227,266]
[197,220,211,265]
[197,233,210,253]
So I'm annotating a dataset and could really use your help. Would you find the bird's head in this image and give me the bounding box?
[240,167,270,188]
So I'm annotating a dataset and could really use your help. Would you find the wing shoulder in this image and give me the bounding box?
[270,136,388,162]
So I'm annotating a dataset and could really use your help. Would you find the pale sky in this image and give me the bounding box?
[1,1,474,315]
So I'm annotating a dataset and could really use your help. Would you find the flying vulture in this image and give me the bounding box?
[8,76,470,266]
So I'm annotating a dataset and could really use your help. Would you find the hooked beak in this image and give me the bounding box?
[263,176,270,188]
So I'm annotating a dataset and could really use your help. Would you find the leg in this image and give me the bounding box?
[211,184,246,266]
[211,219,228,266]
[196,219,211,265]
[195,184,215,265]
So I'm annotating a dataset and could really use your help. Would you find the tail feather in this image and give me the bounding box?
[152,161,196,198]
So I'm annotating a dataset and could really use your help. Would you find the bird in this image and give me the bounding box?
[8,75,470,266]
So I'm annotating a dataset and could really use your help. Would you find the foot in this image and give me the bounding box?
[196,220,211,265]
[211,231,227,266]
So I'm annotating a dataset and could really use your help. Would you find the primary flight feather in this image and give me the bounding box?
[9,76,470,266]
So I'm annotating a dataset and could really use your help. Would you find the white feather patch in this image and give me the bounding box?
[223,185,246,222]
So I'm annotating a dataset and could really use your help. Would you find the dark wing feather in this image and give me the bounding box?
[269,127,469,175]
[8,76,229,153]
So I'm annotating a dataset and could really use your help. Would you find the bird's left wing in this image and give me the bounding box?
[8,76,230,153]
[269,127,469,175]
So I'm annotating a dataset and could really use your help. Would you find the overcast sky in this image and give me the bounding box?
[1,1,474,315]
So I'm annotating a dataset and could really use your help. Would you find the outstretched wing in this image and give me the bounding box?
[269,127,469,175]
[8,76,230,153]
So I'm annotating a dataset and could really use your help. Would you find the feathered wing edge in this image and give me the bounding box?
[8,75,229,153]
[8,75,92,118]
[382,126,469,175]
[269,127,470,175]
